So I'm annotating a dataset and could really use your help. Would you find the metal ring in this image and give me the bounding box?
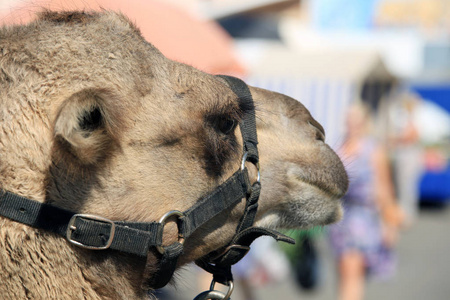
[156,210,185,254]
[240,151,261,183]
[193,290,228,300]
[209,280,234,300]
[240,152,249,171]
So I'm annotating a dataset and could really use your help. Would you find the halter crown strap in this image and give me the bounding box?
[217,75,259,164]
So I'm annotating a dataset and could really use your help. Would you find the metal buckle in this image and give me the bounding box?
[241,151,260,183]
[156,210,185,254]
[66,214,115,250]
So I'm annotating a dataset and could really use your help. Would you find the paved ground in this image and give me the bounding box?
[164,204,450,300]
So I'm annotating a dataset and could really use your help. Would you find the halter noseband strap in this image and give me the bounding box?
[0,75,294,294]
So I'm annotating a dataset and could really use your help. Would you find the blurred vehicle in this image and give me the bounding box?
[411,85,450,204]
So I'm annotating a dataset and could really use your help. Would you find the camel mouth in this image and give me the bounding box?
[287,166,348,200]
[306,179,348,200]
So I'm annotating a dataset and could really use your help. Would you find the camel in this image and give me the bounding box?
[0,11,348,300]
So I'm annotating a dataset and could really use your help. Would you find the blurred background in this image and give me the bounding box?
[1,1,449,299]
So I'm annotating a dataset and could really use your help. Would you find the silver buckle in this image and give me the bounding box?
[66,214,115,250]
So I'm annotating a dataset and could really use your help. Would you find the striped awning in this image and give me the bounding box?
[248,76,356,149]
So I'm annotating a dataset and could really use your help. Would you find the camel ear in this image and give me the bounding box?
[54,89,119,165]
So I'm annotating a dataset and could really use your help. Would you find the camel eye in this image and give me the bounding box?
[80,107,103,131]
[217,117,236,135]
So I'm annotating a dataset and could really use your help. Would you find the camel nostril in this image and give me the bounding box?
[315,130,325,142]
[308,119,325,142]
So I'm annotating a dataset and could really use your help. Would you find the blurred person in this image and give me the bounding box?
[389,94,424,226]
[329,103,404,300]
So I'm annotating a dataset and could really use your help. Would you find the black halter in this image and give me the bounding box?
[0,76,294,295]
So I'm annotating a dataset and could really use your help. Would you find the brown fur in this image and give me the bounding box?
[0,11,348,299]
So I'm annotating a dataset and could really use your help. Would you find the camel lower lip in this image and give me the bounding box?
[298,179,346,200]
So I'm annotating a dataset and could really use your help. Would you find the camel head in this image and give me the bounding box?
[0,11,347,299]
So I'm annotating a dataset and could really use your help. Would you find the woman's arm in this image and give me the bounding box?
[372,145,405,245]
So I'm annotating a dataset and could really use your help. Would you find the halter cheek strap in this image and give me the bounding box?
[194,76,294,292]
[0,75,295,295]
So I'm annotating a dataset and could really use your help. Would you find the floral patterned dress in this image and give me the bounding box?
[328,138,396,279]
